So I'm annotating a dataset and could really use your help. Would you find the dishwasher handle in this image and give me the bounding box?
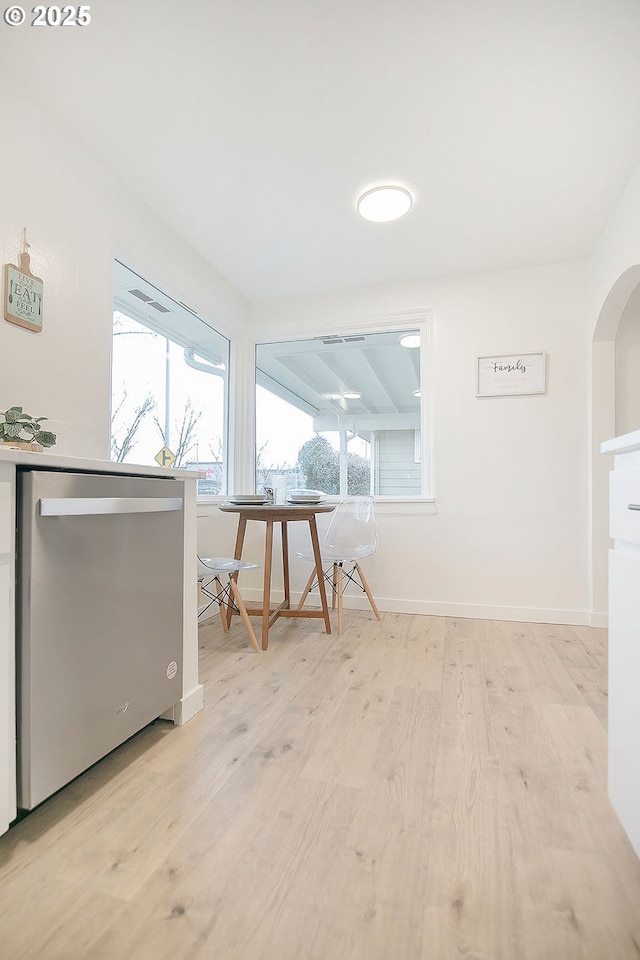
[39,497,183,517]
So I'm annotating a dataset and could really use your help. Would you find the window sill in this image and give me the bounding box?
[365,497,436,515]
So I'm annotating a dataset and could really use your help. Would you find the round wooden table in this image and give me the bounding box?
[218,501,336,649]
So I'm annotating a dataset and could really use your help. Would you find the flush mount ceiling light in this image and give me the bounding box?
[357,185,413,223]
[412,389,421,398]
[400,334,421,349]
[342,391,362,400]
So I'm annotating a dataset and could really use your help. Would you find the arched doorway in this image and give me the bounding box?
[591,265,640,622]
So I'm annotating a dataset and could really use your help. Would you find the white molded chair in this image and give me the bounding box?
[197,556,260,653]
[296,496,382,635]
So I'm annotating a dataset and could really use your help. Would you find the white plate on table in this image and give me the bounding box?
[287,494,324,504]
[228,495,268,505]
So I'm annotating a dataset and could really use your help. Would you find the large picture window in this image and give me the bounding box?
[255,326,427,498]
[111,261,229,496]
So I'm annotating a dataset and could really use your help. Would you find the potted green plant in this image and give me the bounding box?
[0,406,56,452]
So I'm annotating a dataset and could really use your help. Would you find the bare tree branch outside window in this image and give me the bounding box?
[154,398,202,467]
[111,392,156,462]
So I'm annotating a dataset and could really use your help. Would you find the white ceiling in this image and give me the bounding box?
[3,0,640,300]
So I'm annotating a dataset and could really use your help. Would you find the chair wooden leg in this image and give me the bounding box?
[337,563,344,635]
[229,578,260,653]
[215,576,231,632]
[297,568,316,610]
[355,562,381,620]
[332,563,338,610]
[229,516,248,622]
[309,516,331,634]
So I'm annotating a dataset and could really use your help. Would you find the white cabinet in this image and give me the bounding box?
[608,548,640,857]
[602,429,640,860]
[610,466,640,544]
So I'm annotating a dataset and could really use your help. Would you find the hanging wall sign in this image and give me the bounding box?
[3,228,43,333]
[476,352,546,397]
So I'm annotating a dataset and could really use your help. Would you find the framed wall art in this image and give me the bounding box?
[3,228,43,333]
[476,352,546,398]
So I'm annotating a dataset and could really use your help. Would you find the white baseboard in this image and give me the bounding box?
[162,683,204,726]
[376,599,591,625]
[589,611,608,628]
[232,587,595,627]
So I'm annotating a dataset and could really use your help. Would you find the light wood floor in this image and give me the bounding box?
[2,611,640,960]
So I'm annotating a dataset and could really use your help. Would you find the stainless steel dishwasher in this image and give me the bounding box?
[16,468,185,810]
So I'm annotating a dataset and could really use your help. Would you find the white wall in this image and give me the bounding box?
[615,283,640,436]
[0,70,249,459]
[197,263,592,624]
[590,162,640,339]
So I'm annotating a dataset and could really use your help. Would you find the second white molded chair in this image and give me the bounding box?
[296,496,382,635]
[197,556,260,653]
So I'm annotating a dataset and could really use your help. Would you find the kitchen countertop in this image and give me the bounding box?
[601,430,640,456]
[0,446,205,480]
